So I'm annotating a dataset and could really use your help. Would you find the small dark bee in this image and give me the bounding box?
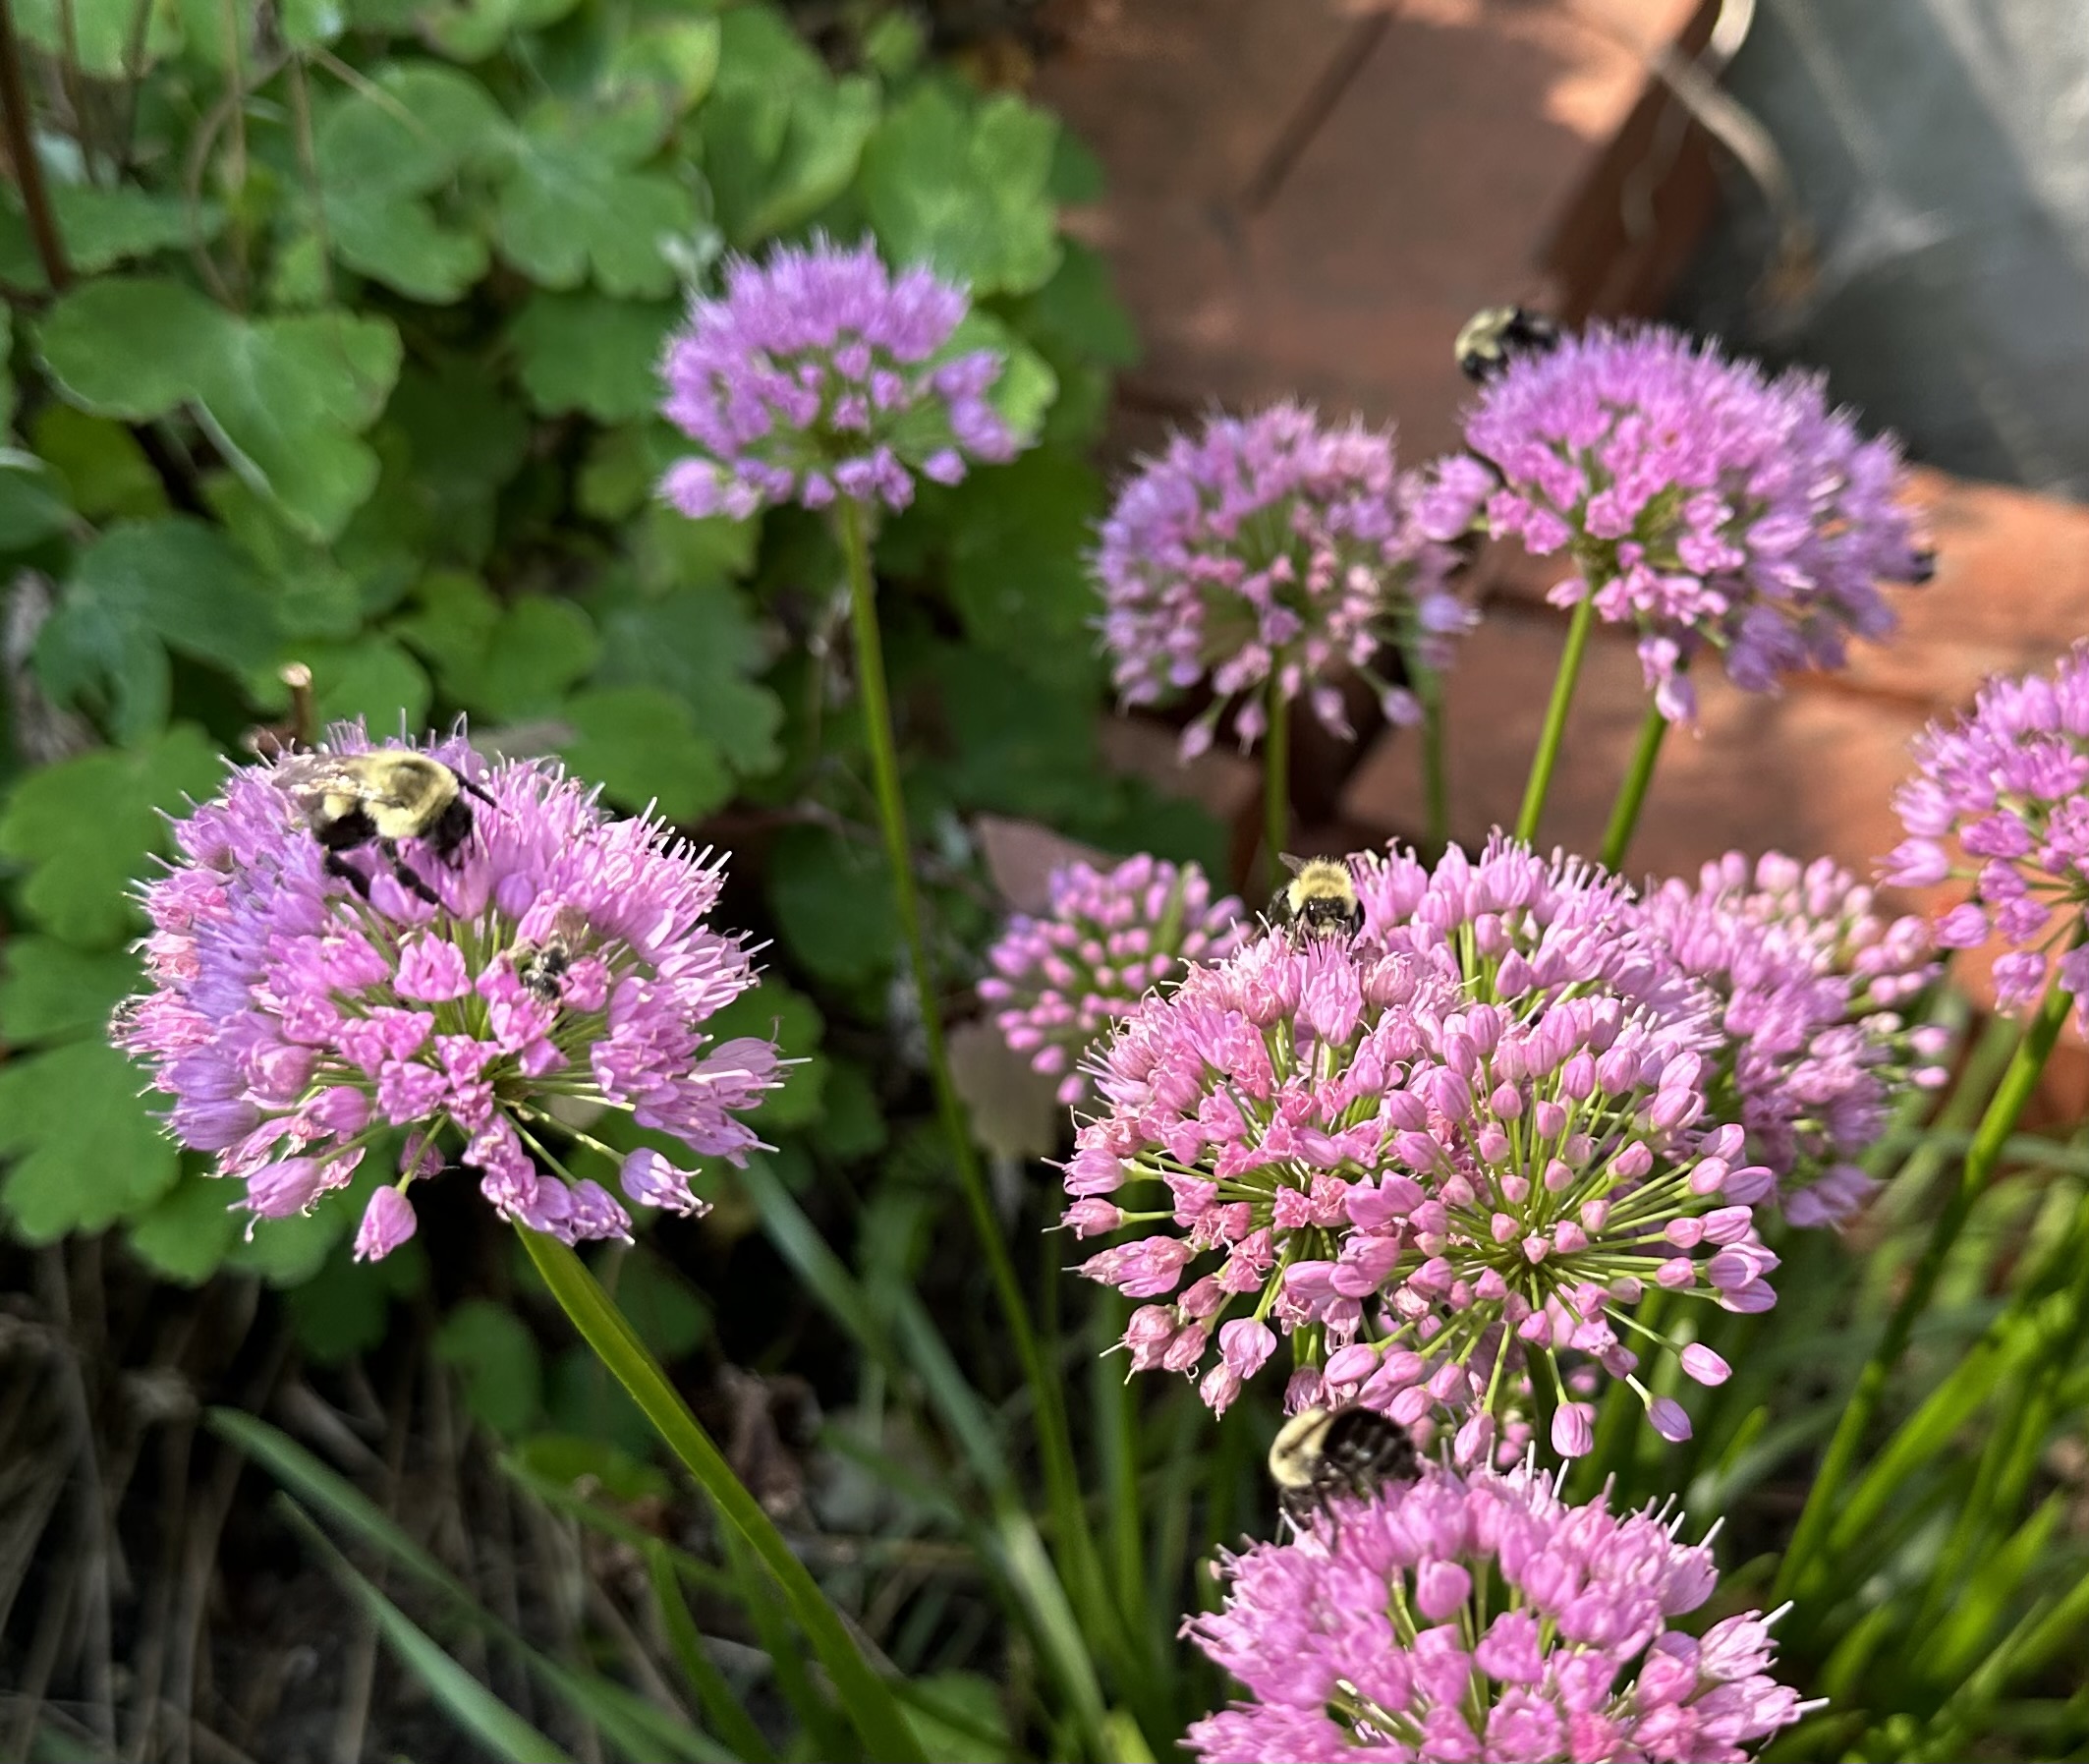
[1270,854,1364,943]
[1454,304,1562,383]
[1268,1405,1420,1526]
[278,750,493,906]
[509,909,590,1004]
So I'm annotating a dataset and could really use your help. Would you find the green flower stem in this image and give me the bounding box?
[1513,597,1598,845]
[1264,677,1290,892]
[1774,975,2078,1605]
[833,497,1105,1638]
[520,1229,925,1763]
[1599,700,1668,873]
[1418,665,1449,856]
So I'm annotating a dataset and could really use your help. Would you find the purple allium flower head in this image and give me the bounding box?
[1094,403,1470,759]
[1184,1460,1812,1764]
[980,855,1249,1105]
[1463,324,1929,723]
[1642,851,1946,1225]
[1886,643,2089,1031]
[657,237,1016,520]
[114,726,782,1258]
[1066,840,1778,1454]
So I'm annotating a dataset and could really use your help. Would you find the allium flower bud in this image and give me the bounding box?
[658,237,1018,520]
[1641,850,1944,1223]
[1462,323,1929,723]
[981,855,1247,1105]
[115,727,782,1258]
[1095,403,1469,759]
[1184,1461,1812,1763]
[1885,643,2089,1031]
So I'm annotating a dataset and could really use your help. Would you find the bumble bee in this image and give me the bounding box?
[1268,1405,1419,1525]
[1270,854,1364,942]
[1454,304,1562,383]
[278,751,492,906]
[510,909,591,1004]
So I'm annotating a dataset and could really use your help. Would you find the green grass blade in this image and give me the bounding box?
[275,1499,568,1764]
[719,1523,854,1761]
[646,1545,777,1764]
[519,1229,925,1764]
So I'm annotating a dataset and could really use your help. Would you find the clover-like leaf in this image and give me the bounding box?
[127,1169,244,1285]
[0,451,73,551]
[704,979,826,1131]
[0,1041,179,1240]
[32,408,168,521]
[36,277,402,540]
[509,291,676,423]
[0,187,224,289]
[557,685,731,824]
[493,100,695,299]
[0,722,222,946]
[434,1299,543,1436]
[589,575,782,776]
[0,937,140,1045]
[16,0,180,77]
[765,823,896,986]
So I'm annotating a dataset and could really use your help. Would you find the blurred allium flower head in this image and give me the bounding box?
[1643,851,1948,1226]
[1456,323,1930,722]
[115,727,781,1260]
[1887,643,2089,1029]
[658,236,1016,520]
[979,854,1248,1106]
[1094,403,1470,760]
[1184,1460,1811,1764]
[1065,840,1780,1458]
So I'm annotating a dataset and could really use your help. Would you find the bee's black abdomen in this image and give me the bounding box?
[427,795,477,864]
[313,808,377,852]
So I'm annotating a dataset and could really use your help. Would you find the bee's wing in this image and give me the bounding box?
[272,755,365,807]
[1277,853,1307,877]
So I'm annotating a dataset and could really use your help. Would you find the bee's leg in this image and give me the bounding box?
[323,851,373,900]
[456,771,495,807]
[380,840,442,906]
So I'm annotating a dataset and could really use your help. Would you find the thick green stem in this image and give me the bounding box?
[521,1230,925,1763]
[1263,677,1290,891]
[1418,665,1449,856]
[1600,700,1668,873]
[1513,597,1597,845]
[833,497,1104,1632]
[1775,977,2077,1603]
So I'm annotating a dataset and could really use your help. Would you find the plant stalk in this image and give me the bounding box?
[1513,597,1597,845]
[1600,699,1668,873]
[1263,675,1289,891]
[0,0,69,294]
[1774,976,2077,1603]
[834,497,1105,1637]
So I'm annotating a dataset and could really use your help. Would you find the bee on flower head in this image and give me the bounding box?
[1269,854,1363,943]
[277,749,492,906]
[509,907,593,1005]
[1454,304,1562,383]
[1268,1404,1419,1527]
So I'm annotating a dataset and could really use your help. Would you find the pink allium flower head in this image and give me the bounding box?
[113,726,782,1258]
[1642,850,1945,1224]
[1886,644,2089,1031]
[1094,403,1470,759]
[657,236,1016,520]
[1184,1461,1812,1764]
[1068,839,1776,1451]
[980,855,1249,1106]
[1463,324,1930,723]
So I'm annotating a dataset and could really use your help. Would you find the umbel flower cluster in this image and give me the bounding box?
[1064,838,1937,1454]
[1095,403,1469,759]
[115,729,781,1260]
[1450,323,1932,722]
[1888,640,2089,1029]
[659,236,1016,520]
[980,854,1248,1105]
[1185,1461,1810,1764]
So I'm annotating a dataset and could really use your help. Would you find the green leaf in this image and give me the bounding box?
[35,277,402,541]
[765,823,895,985]
[704,980,825,1130]
[558,685,730,823]
[604,16,722,135]
[31,407,168,521]
[435,1299,545,1437]
[293,636,434,737]
[1011,239,1140,368]
[388,354,530,507]
[287,1235,427,1361]
[494,100,695,299]
[611,1248,709,1360]
[228,1191,351,1284]
[422,0,582,62]
[0,1041,178,1239]
[0,724,222,946]
[0,450,73,551]
[36,518,282,742]
[461,597,601,720]
[815,1057,887,1161]
[313,63,505,302]
[509,291,676,422]
[15,0,181,77]
[589,576,782,776]
[0,187,222,289]
[904,1672,1016,1764]
[0,937,138,1044]
[511,1434,672,1507]
[859,84,1062,297]
[127,1168,244,1284]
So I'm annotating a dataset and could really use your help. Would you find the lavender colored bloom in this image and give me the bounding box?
[980,855,1248,1105]
[1887,643,2089,1030]
[1462,324,1930,722]
[1095,404,1469,760]
[114,726,782,1258]
[1066,841,1777,1454]
[1185,1461,1812,1764]
[1642,850,1947,1225]
[657,237,1016,521]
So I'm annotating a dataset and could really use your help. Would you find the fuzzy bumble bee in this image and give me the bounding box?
[278,750,492,905]
[1454,304,1562,383]
[1268,1404,1420,1526]
[1270,854,1364,943]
